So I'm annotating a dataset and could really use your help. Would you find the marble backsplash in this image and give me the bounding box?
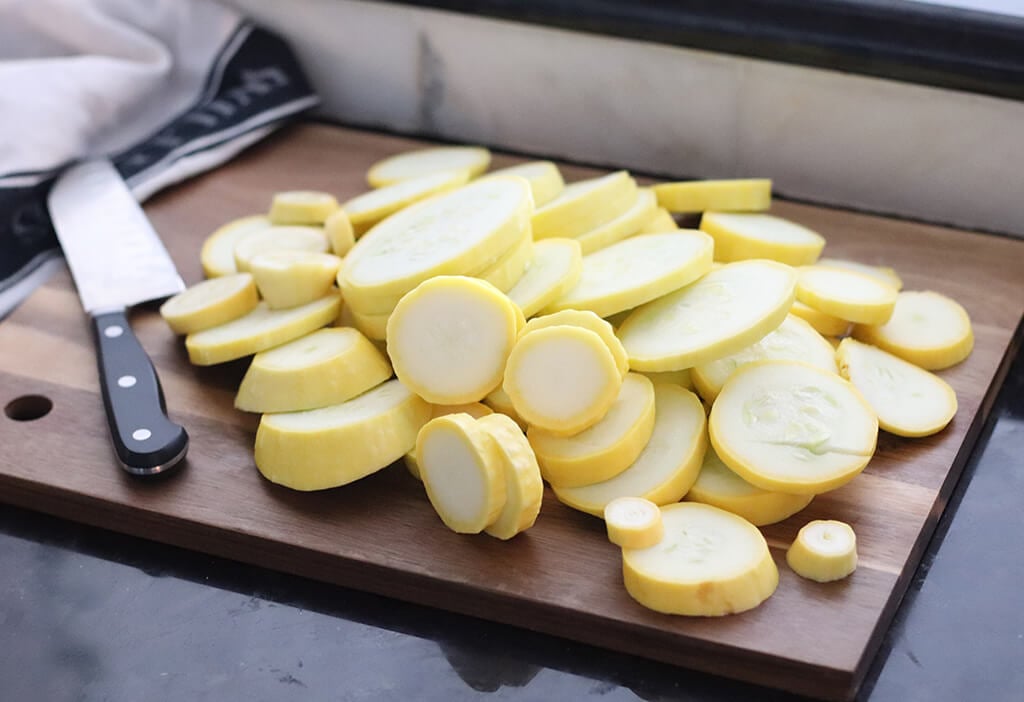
[227,0,1024,238]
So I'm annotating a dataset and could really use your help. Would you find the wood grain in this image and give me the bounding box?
[1,124,1022,701]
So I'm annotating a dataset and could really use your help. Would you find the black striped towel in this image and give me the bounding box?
[0,0,319,317]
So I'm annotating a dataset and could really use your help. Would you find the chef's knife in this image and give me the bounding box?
[47,159,188,476]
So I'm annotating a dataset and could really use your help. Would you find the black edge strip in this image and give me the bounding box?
[378,0,1024,101]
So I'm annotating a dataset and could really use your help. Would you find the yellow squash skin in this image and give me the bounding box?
[795,265,897,326]
[366,146,490,187]
[387,276,519,405]
[574,188,658,255]
[836,338,957,437]
[700,212,823,266]
[684,445,813,526]
[636,208,679,234]
[160,273,258,335]
[503,325,622,436]
[520,309,628,378]
[477,233,534,293]
[268,190,338,226]
[482,386,528,430]
[416,413,507,534]
[529,373,656,488]
[546,231,714,319]
[235,327,393,414]
[324,209,355,255]
[622,502,779,616]
[852,290,974,370]
[506,238,583,318]
[532,171,637,240]
[618,260,797,372]
[255,379,431,491]
[200,215,271,277]
[185,292,342,366]
[604,497,664,549]
[790,300,850,337]
[249,251,342,310]
[343,169,471,236]
[709,360,878,495]
[477,414,545,540]
[340,176,532,313]
[480,161,565,207]
[404,402,493,480]
[654,179,771,214]
[553,384,707,516]
[786,519,858,582]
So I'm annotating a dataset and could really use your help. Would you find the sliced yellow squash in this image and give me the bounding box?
[200,215,271,277]
[547,231,713,318]
[790,299,850,337]
[529,373,655,488]
[604,497,663,549]
[416,413,507,533]
[405,402,493,480]
[852,290,973,370]
[837,338,957,437]
[482,386,528,430]
[339,176,532,312]
[817,258,902,291]
[249,251,342,310]
[684,445,813,526]
[477,232,533,292]
[618,260,797,371]
[388,276,519,404]
[477,414,545,540]
[787,520,858,582]
[505,238,582,318]
[654,179,771,213]
[235,327,393,413]
[343,169,471,236]
[532,171,637,240]
[574,188,658,254]
[185,291,341,365]
[622,502,778,616]
[796,265,897,325]
[481,161,564,207]
[324,209,355,256]
[254,379,431,490]
[349,308,390,341]
[520,309,628,378]
[233,226,329,273]
[553,384,707,516]
[503,325,622,436]
[637,207,679,234]
[691,315,838,403]
[366,146,490,187]
[160,273,258,335]
[268,190,338,226]
[638,368,693,390]
[700,212,824,266]
[709,360,878,494]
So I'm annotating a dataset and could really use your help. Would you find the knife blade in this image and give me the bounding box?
[47,159,189,476]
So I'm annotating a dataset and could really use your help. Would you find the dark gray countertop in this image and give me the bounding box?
[1,332,1022,701]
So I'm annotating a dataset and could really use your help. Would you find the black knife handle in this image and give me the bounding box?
[92,310,188,475]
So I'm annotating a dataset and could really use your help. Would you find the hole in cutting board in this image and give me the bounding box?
[4,395,53,421]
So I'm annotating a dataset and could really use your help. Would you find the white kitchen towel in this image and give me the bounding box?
[0,0,319,317]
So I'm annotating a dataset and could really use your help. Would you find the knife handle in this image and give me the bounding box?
[92,310,189,475]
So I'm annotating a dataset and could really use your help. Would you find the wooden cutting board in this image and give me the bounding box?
[2,124,1022,701]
